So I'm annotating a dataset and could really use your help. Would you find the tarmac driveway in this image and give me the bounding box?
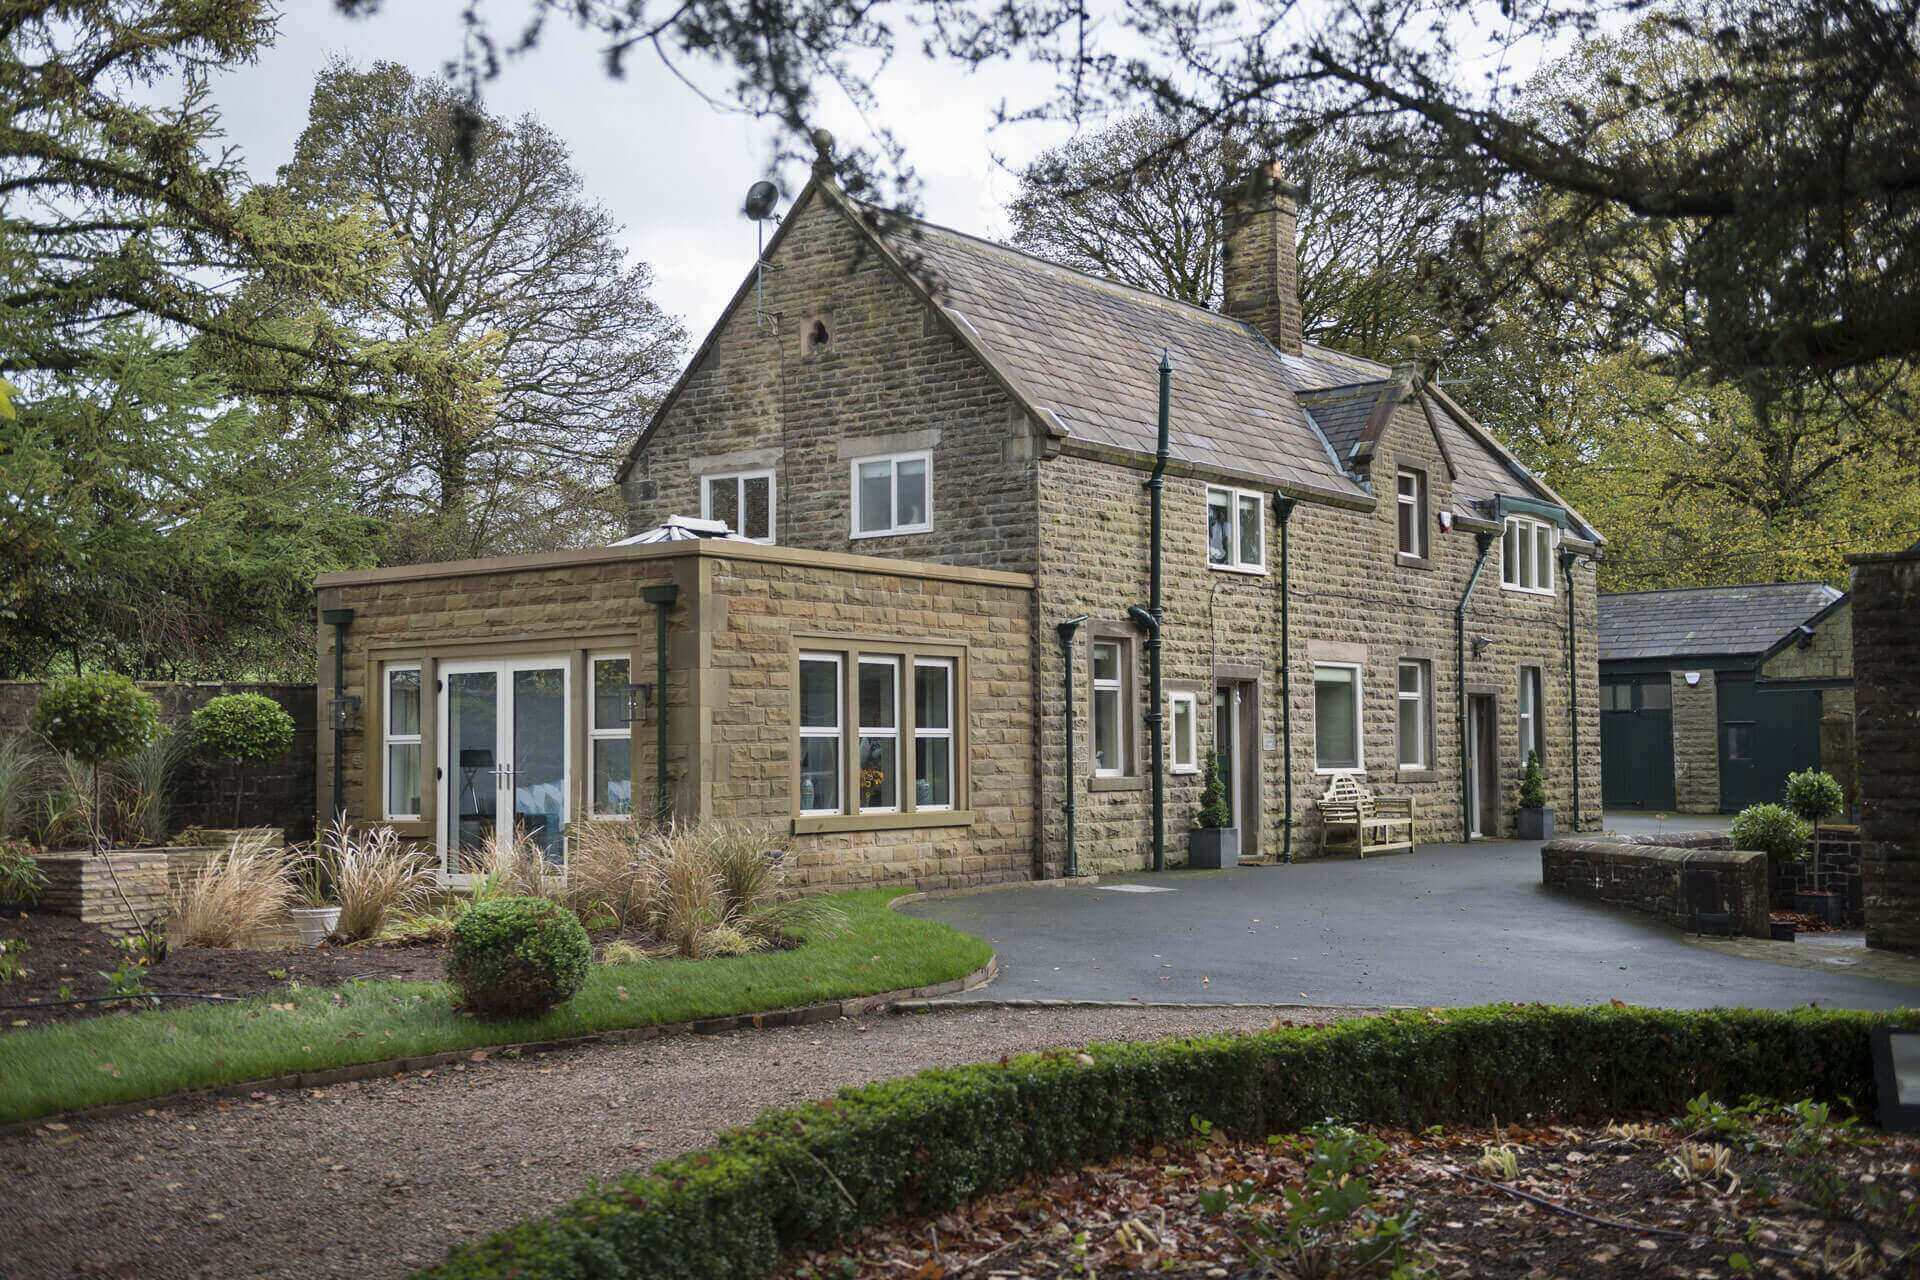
[904,838,1919,1011]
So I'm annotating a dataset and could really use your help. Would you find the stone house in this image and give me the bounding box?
[314,154,1603,888]
[1597,583,1852,814]
[1847,539,1919,952]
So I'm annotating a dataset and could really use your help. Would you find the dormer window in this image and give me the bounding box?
[1206,486,1265,572]
[1396,468,1429,560]
[1501,516,1557,594]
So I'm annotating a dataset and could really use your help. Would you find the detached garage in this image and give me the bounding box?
[1598,583,1851,814]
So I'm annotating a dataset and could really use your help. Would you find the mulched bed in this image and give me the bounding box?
[774,1111,1920,1279]
[0,911,761,1031]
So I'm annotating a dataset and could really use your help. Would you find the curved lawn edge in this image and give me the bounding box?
[412,1003,1916,1280]
[0,889,994,1129]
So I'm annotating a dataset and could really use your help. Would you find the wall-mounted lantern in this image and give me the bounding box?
[623,682,655,725]
[1471,634,1495,659]
[329,694,361,732]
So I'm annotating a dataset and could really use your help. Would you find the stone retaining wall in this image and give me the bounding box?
[1542,837,1769,937]
[34,849,168,938]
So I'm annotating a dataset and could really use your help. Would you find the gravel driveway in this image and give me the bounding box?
[2,1003,1352,1280]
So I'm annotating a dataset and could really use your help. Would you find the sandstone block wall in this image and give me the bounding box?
[1541,837,1768,937]
[1851,549,1920,952]
[1670,669,1720,814]
[36,849,168,938]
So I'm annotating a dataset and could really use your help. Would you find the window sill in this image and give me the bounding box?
[1088,774,1146,792]
[1396,553,1433,570]
[850,525,933,540]
[1500,584,1556,597]
[1207,562,1269,577]
[1170,765,1200,776]
[791,810,973,835]
[1314,766,1364,776]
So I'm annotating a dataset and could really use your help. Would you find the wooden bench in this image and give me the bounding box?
[1316,774,1416,858]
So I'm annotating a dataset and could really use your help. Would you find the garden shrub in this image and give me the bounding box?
[445,896,591,1017]
[31,674,161,853]
[468,828,557,903]
[170,829,300,948]
[315,817,437,941]
[0,838,46,905]
[414,1005,1904,1280]
[188,693,296,827]
[1518,750,1547,810]
[1785,769,1845,825]
[559,818,654,926]
[1731,803,1812,864]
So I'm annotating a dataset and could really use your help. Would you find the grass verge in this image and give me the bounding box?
[0,889,991,1125]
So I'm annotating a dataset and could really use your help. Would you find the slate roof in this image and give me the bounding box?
[1598,583,1845,662]
[1297,382,1394,464]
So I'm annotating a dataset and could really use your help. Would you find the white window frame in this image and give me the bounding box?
[1091,639,1127,777]
[1313,662,1365,774]
[1169,691,1198,774]
[856,657,901,813]
[1519,665,1543,765]
[1396,469,1429,559]
[1396,660,1429,770]
[383,663,422,821]
[912,657,955,812]
[798,652,844,816]
[700,469,777,544]
[1205,485,1267,573]
[849,450,933,538]
[1501,516,1558,595]
[587,654,633,820]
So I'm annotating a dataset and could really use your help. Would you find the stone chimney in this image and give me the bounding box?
[1219,159,1303,355]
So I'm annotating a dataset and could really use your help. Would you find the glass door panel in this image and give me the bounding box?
[512,666,568,866]
[447,669,500,876]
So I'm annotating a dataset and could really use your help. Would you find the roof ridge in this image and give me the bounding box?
[856,200,1392,378]
[1600,581,1843,597]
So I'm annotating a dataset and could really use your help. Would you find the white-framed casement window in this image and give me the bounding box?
[1397,469,1429,559]
[851,451,932,537]
[1518,665,1544,764]
[798,653,844,815]
[1501,516,1557,594]
[588,655,633,817]
[913,658,955,810]
[1169,691,1198,774]
[857,657,901,811]
[1091,639,1128,776]
[1206,486,1266,571]
[1314,663,1363,773]
[383,664,422,820]
[701,470,776,543]
[1396,660,1430,770]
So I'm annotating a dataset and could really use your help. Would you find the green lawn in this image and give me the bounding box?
[0,889,992,1126]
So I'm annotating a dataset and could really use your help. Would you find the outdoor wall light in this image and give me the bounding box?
[1471,635,1495,658]
[623,681,654,726]
[329,694,361,732]
[1872,1028,1920,1130]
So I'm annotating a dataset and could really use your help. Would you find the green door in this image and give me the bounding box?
[1716,675,1821,812]
[1600,677,1675,809]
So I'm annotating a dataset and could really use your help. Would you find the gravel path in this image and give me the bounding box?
[1,1003,1357,1280]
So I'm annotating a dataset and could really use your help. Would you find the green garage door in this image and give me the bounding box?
[1600,677,1675,810]
[1716,675,1822,812]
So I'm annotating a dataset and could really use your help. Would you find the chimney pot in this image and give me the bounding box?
[1219,159,1303,355]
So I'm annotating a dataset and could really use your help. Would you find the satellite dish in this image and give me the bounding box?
[743,181,780,220]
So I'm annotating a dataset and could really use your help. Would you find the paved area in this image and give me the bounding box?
[1,1004,1349,1280]
[1600,810,1735,839]
[904,839,1918,1011]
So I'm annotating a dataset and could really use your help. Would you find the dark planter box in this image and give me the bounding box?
[1189,827,1240,869]
[1770,919,1798,942]
[1517,807,1555,841]
[1796,891,1845,927]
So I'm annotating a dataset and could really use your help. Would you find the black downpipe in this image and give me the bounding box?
[1457,531,1496,841]
[1274,498,1297,862]
[1560,548,1580,832]
[320,607,354,822]
[642,584,679,822]
[1141,351,1172,872]
[1056,615,1089,877]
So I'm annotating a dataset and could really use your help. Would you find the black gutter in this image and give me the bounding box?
[642,583,679,822]
[1274,497,1297,862]
[1457,531,1496,840]
[320,606,354,822]
[1139,350,1172,873]
[1056,615,1089,877]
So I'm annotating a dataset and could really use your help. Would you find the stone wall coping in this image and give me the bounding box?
[1545,837,1761,869]
[314,537,1036,592]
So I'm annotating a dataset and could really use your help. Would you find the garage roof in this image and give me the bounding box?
[1599,582,1845,662]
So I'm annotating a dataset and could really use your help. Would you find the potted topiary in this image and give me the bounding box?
[291,843,342,947]
[1189,755,1238,869]
[189,692,296,840]
[1785,768,1845,828]
[1516,751,1554,841]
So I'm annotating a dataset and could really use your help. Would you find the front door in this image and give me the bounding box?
[438,657,571,878]
[1466,694,1500,837]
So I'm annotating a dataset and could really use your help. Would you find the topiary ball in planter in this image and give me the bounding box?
[446,896,591,1017]
[189,693,296,828]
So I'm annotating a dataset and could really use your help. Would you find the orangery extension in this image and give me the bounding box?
[315,141,1603,890]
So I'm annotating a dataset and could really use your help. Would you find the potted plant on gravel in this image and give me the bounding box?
[291,844,342,947]
[1516,751,1554,841]
[188,692,296,840]
[1188,755,1238,869]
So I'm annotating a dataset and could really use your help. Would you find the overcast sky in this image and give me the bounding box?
[207,0,1080,337]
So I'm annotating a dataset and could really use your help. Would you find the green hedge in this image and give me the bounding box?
[416,1004,1905,1280]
